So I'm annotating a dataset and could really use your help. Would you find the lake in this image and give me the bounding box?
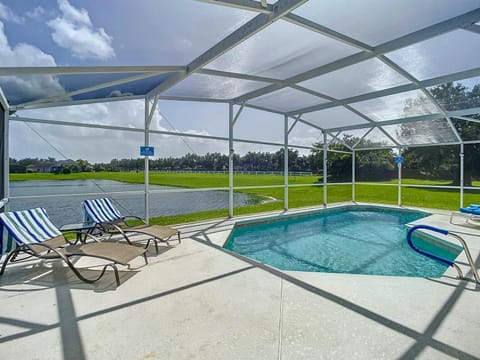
[8,179,257,226]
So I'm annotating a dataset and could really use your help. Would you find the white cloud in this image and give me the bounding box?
[47,0,114,60]
[26,6,46,20]
[13,100,230,162]
[0,2,24,24]
[108,89,133,97]
[57,0,91,26]
[0,21,65,104]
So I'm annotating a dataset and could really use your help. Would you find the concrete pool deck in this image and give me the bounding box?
[0,203,479,359]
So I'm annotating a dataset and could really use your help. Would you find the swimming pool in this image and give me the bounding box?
[225,206,462,278]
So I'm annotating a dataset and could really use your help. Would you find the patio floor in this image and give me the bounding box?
[0,204,479,359]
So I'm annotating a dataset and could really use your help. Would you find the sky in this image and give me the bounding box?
[0,0,321,162]
[0,0,479,162]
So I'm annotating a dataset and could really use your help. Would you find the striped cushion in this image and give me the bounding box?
[0,225,16,255]
[82,198,122,224]
[0,208,62,247]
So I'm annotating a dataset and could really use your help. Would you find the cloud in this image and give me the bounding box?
[57,0,91,26]
[26,6,46,20]
[0,21,65,104]
[108,89,134,97]
[0,2,24,24]
[13,100,230,162]
[47,0,114,60]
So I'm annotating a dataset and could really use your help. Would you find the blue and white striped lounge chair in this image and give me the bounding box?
[82,198,181,254]
[0,208,147,286]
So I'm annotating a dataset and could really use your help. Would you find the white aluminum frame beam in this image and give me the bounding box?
[288,67,480,116]
[325,106,480,133]
[465,23,480,35]
[10,114,316,150]
[147,0,308,98]
[453,115,480,124]
[144,98,150,223]
[0,87,9,209]
[284,114,289,210]
[196,68,279,84]
[16,72,169,109]
[377,55,463,143]
[11,95,145,111]
[0,66,186,76]
[229,103,234,217]
[234,8,480,104]
[195,0,273,13]
[460,143,464,208]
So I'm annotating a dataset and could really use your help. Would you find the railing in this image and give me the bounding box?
[0,197,8,210]
[152,170,313,176]
[407,225,480,284]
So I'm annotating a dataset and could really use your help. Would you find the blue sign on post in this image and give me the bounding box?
[140,146,154,156]
[394,156,404,164]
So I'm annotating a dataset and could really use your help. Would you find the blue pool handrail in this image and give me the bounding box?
[406,225,453,267]
[406,225,480,283]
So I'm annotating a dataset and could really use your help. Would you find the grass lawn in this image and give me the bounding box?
[10,172,480,225]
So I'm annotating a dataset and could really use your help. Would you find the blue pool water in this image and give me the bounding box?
[225,207,462,277]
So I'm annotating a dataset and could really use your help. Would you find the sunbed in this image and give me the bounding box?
[0,208,147,286]
[82,198,181,254]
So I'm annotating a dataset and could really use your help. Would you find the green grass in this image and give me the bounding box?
[10,172,480,225]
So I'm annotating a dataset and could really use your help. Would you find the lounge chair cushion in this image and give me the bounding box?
[460,207,480,215]
[61,242,146,266]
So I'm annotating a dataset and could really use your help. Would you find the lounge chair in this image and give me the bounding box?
[450,204,480,225]
[82,198,181,254]
[0,207,147,286]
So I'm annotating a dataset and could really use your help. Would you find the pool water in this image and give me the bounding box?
[225,207,462,277]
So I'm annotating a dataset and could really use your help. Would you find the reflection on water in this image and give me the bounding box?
[9,179,256,226]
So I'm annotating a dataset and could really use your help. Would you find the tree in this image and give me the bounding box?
[401,82,480,185]
[311,138,394,181]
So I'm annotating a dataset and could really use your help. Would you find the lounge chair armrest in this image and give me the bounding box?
[101,221,134,245]
[27,242,71,262]
[83,233,102,243]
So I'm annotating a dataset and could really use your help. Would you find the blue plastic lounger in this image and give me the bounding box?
[0,208,147,286]
[450,204,480,225]
[82,198,181,254]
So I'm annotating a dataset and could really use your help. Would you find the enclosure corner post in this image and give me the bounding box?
[460,143,464,209]
[397,149,402,207]
[228,103,234,218]
[0,87,9,212]
[323,131,327,207]
[352,150,356,203]
[284,115,289,211]
[144,97,150,223]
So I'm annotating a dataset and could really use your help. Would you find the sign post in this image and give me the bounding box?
[141,145,154,223]
[394,156,404,206]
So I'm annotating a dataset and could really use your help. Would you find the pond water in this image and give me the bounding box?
[8,179,256,226]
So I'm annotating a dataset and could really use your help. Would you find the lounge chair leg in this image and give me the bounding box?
[154,239,159,254]
[0,249,20,275]
[143,252,148,265]
[177,231,181,244]
[112,264,120,286]
[64,256,121,286]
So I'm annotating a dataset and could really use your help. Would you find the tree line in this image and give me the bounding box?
[9,82,480,184]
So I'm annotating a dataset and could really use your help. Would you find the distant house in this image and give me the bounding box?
[51,160,80,173]
[26,162,56,173]
[27,160,80,173]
